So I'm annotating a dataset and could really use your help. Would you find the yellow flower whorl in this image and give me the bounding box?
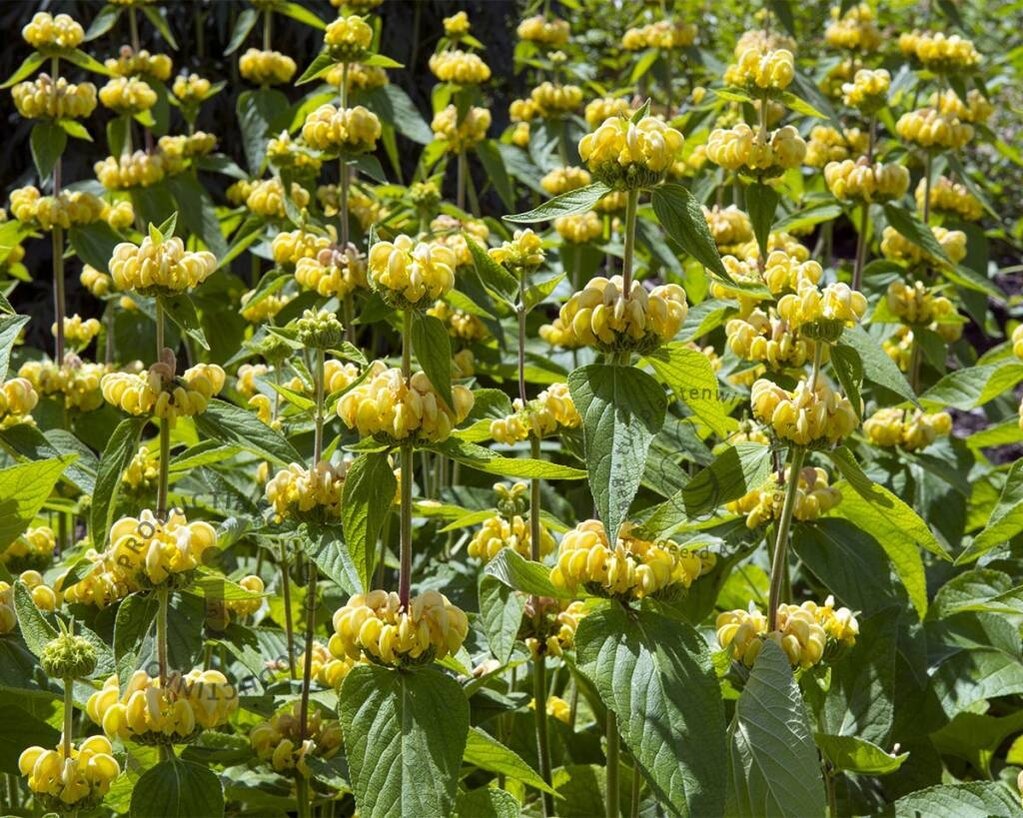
[429,50,491,85]
[109,230,216,295]
[490,382,581,445]
[751,377,859,447]
[824,157,909,203]
[367,234,456,306]
[99,76,157,114]
[896,108,973,151]
[467,514,556,563]
[706,123,806,178]
[555,211,603,244]
[727,466,842,528]
[95,151,166,190]
[107,508,216,588]
[22,12,85,50]
[301,104,381,154]
[18,737,119,810]
[239,48,297,85]
[250,703,342,778]
[431,104,491,152]
[517,14,571,46]
[265,460,347,521]
[579,115,684,188]
[863,407,952,451]
[723,47,795,91]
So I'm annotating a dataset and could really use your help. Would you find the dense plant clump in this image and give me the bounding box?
[0,1,1022,816]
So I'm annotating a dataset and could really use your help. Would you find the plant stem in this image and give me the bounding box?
[621,189,639,293]
[128,7,140,51]
[809,341,824,392]
[157,588,169,685]
[157,418,170,519]
[339,61,351,251]
[63,676,73,757]
[298,562,317,743]
[922,152,933,225]
[398,309,414,607]
[280,541,296,679]
[456,151,467,211]
[606,710,620,818]
[313,349,325,464]
[852,202,869,291]
[296,777,310,818]
[155,298,165,357]
[263,8,272,50]
[767,446,806,631]
[629,760,641,818]
[532,650,554,816]
[52,226,65,363]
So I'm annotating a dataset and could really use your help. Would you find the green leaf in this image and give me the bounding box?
[1,52,45,89]
[360,85,433,145]
[463,727,556,794]
[0,705,59,775]
[296,51,336,85]
[160,294,209,350]
[64,48,113,77]
[775,90,828,119]
[882,203,949,264]
[483,548,573,599]
[814,734,908,775]
[726,640,827,818]
[454,788,520,818]
[114,594,158,690]
[478,575,527,665]
[411,312,453,409]
[225,7,259,54]
[56,118,92,141]
[568,364,667,544]
[651,183,728,279]
[164,175,227,260]
[524,273,565,311]
[236,88,290,174]
[278,1,326,29]
[431,439,586,480]
[339,665,469,818]
[68,221,124,273]
[746,182,780,261]
[920,362,1023,411]
[30,121,67,181]
[13,582,57,658]
[577,605,727,817]
[836,326,917,406]
[0,458,71,549]
[505,182,611,224]
[130,759,224,818]
[351,153,387,184]
[889,782,1022,818]
[958,459,1023,563]
[0,315,29,383]
[91,417,146,550]
[306,524,362,595]
[341,452,396,590]
[140,5,179,49]
[193,399,303,466]
[830,344,863,419]
[476,140,515,210]
[931,569,1023,617]
[644,341,737,437]
[363,53,404,69]
[465,234,517,298]
[0,426,94,493]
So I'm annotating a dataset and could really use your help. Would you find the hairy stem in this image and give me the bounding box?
[621,189,639,294]
[313,348,325,464]
[606,710,620,818]
[280,540,296,679]
[767,446,806,630]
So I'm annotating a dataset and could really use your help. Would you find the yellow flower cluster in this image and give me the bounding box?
[0,377,39,426]
[1013,325,1023,360]
[531,696,572,724]
[13,74,97,119]
[10,186,104,229]
[723,48,795,91]
[19,359,107,412]
[540,275,688,353]
[524,600,587,658]
[99,76,157,114]
[804,125,868,167]
[102,199,136,229]
[751,377,859,447]
[87,669,238,744]
[367,234,456,306]
[0,582,14,633]
[58,549,132,608]
[896,108,973,151]
[325,358,361,392]
[735,29,797,57]
[880,225,967,267]
[239,48,297,85]
[886,280,960,332]
[95,151,166,189]
[584,97,632,128]
[110,229,216,294]
[443,11,470,37]
[711,247,820,312]
[172,73,214,103]
[579,115,685,187]
[19,570,61,611]
[122,445,158,492]
[931,89,993,125]
[489,382,581,444]
[266,130,321,174]
[301,104,381,154]
[916,175,982,221]
[54,314,101,350]
[271,228,330,267]
[107,47,173,80]
[824,3,882,52]
[431,214,490,266]
[246,177,310,219]
[292,641,357,688]
[899,30,981,73]
[22,12,85,49]
[551,520,710,600]
[706,124,806,177]
[555,211,603,244]
[517,15,571,46]
[530,82,583,118]
[726,307,819,369]
[102,358,226,425]
[107,508,216,587]
[727,466,842,528]
[329,589,469,666]
[250,704,342,778]
[427,300,487,342]
[158,132,217,162]
[324,14,373,59]
[431,104,491,152]
[18,737,119,811]
[841,68,890,112]
[621,20,697,50]
[2,526,55,571]
[488,228,545,273]
[295,243,367,298]
[265,460,347,521]
[328,60,388,91]
[541,166,592,196]
[429,49,491,85]
[703,205,753,249]
[467,513,556,562]
[824,158,909,203]
[337,361,474,443]
[863,407,952,451]
[777,280,867,333]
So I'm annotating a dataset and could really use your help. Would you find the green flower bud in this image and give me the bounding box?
[41,632,97,680]
[294,308,344,349]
